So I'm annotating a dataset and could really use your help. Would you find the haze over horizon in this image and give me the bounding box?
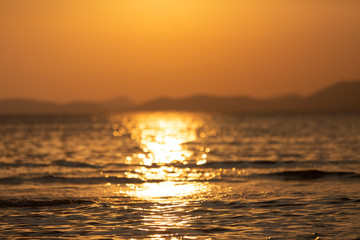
[1,0,360,103]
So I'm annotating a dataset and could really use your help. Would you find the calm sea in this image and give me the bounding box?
[0,112,359,239]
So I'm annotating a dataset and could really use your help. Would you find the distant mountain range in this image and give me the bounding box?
[1,80,360,114]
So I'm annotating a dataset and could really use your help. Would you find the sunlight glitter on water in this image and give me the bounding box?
[111,112,213,201]
[123,182,209,200]
[116,112,207,166]
[1,114,360,239]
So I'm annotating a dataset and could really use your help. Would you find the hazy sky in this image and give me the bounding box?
[1,0,359,103]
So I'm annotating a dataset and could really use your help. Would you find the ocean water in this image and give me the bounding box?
[0,112,359,239]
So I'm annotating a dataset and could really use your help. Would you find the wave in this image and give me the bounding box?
[252,170,360,181]
[52,159,101,169]
[3,196,358,209]
[1,159,359,170]
[0,174,176,185]
[0,176,147,185]
[104,159,360,170]
[0,162,48,168]
[105,159,360,169]
[1,169,358,186]
[192,160,360,169]
[0,199,93,208]
[200,197,360,210]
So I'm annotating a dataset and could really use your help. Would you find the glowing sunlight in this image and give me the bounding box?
[124,182,207,200]
[119,112,208,166]
[111,112,213,200]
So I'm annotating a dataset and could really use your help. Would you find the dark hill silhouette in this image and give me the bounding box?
[139,80,360,113]
[0,99,60,114]
[100,97,135,112]
[304,80,360,112]
[140,95,264,112]
[0,97,134,115]
[60,101,105,114]
[139,95,306,112]
[0,80,359,114]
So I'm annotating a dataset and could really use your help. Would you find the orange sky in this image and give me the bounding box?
[1,0,359,103]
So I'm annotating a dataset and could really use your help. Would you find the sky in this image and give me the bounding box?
[0,0,360,103]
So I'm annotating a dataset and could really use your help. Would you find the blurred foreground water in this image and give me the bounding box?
[0,112,359,239]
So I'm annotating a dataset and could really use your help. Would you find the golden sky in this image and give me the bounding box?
[0,0,359,103]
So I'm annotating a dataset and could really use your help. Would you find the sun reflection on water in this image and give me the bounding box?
[117,112,210,166]
[119,181,208,238]
[110,112,214,200]
[110,112,216,237]
[125,182,207,200]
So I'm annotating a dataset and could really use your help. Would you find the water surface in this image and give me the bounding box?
[0,112,359,239]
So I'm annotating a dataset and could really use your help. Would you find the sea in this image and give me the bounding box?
[0,112,359,239]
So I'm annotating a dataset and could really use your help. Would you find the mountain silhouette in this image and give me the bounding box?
[0,98,133,115]
[60,101,105,114]
[304,80,360,112]
[139,94,307,112]
[139,80,360,113]
[100,97,135,112]
[0,99,60,114]
[0,80,359,114]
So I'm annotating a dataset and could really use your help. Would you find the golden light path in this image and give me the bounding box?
[125,112,204,166]
[110,112,215,238]
[113,112,212,201]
